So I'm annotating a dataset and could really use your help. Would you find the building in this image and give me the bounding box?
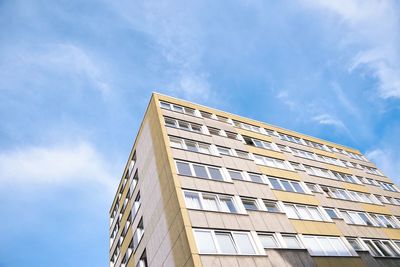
[109,92,400,267]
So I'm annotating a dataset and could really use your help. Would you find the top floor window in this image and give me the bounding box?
[160,101,196,115]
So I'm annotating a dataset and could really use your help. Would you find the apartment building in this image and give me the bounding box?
[109,92,400,267]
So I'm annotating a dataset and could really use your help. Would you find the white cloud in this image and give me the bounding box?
[303,0,400,98]
[111,0,212,101]
[276,90,296,110]
[0,141,117,190]
[366,148,400,183]
[312,113,346,130]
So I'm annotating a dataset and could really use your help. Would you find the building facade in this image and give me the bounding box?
[109,93,400,267]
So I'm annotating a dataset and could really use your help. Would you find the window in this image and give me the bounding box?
[259,234,279,248]
[268,178,305,193]
[253,155,291,170]
[241,198,259,211]
[236,150,250,159]
[282,235,302,249]
[217,146,232,156]
[193,229,257,255]
[304,165,332,179]
[225,131,238,140]
[228,170,244,180]
[380,182,398,192]
[164,117,203,133]
[169,137,212,154]
[248,173,263,183]
[263,200,280,212]
[176,161,225,181]
[208,127,221,136]
[290,162,304,171]
[363,239,400,257]
[200,111,212,118]
[176,162,192,176]
[324,208,340,219]
[302,236,351,256]
[194,230,217,253]
[284,204,324,221]
[133,218,144,250]
[216,115,229,123]
[347,238,364,251]
[243,136,275,150]
[136,250,147,267]
[306,183,320,193]
[183,190,238,213]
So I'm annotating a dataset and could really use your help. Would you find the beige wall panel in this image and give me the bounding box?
[200,256,222,267]
[388,205,400,216]
[364,173,391,183]
[242,181,275,199]
[258,185,278,200]
[383,228,400,239]
[188,210,209,228]
[235,214,253,230]
[296,157,330,170]
[171,148,188,161]
[284,153,299,162]
[192,177,212,192]
[300,174,343,188]
[244,160,264,173]
[265,249,291,267]
[202,117,235,132]
[233,180,252,196]
[260,212,296,233]
[313,256,365,267]
[204,212,225,229]
[314,194,362,210]
[253,256,273,267]
[365,185,386,195]
[327,165,352,174]
[218,256,240,267]
[179,176,197,190]
[221,182,238,195]
[220,213,241,229]
[211,135,232,147]
[248,211,268,231]
[206,179,226,194]
[224,138,247,151]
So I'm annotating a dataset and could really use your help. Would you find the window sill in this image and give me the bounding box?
[170,146,221,158]
[187,208,248,216]
[270,188,312,196]
[177,174,234,184]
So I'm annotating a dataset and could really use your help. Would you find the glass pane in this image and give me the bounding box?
[233,233,256,254]
[283,235,301,248]
[178,121,190,130]
[284,205,299,219]
[291,182,304,193]
[281,180,294,192]
[173,105,184,112]
[347,239,363,250]
[269,178,283,190]
[219,197,237,213]
[176,162,192,176]
[191,124,202,132]
[208,167,223,180]
[303,236,323,255]
[364,240,381,256]
[308,207,323,221]
[330,238,351,256]
[203,194,219,211]
[319,237,337,256]
[193,165,208,179]
[184,192,202,209]
[242,199,258,210]
[217,147,231,155]
[198,144,210,154]
[249,174,263,183]
[228,170,243,180]
[194,230,217,253]
[264,201,279,212]
[160,102,171,109]
[165,118,176,127]
[170,138,183,149]
[259,235,278,248]
[297,206,312,220]
[185,141,198,152]
[215,233,237,254]
[382,241,400,256]
[373,240,392,256]
[325,208,339,219]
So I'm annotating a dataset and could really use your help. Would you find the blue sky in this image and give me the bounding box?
[1,0,400,266]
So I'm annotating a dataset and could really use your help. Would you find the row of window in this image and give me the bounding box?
[169,135,390,190]
[193,229,353,256]
[160,100,369,163]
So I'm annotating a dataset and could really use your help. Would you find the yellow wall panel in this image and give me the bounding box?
[258,166,301,180]
[311,148,337,158]
[313,256,365,267]
[343,183,370,193]
[383,228,400,239]
[361,203,392,214]
[273,191,320,205]
[290,220,341,235]
[246,146,285,160]
[327,165,352,174]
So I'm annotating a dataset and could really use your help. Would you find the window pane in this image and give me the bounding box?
[330,238,351,256]
[160,102,171,109]
[259,234,278,248]
[191,124,202,132]
[228,170,243,180]
[283,235,301,248]
[364,240,381,256]
[194,230,217,253]
[319,237,337,256]
[170,137,183,149]
[297,206,312,220]
[269,178,283,190]
[178,121,190,130]
[233,233,256,254]
[281,180,294,192]
[264,201,280,212]
[285,204,299,219]
[291,182,304,193]
[215,233,237,254]
[185,141,198,152]
[242,199,258,210]
[217,147,231,155]
[203,194,219,211]
[325,208,339,219]
[198,144,210,154]
[208,167,223,180]
[303,236,323,255]
[177,162,192,176]
[249,174,263,183]
[193,164,208,179]
[308,207,323,221]
[184,192,202,209]
[165,118,176,127]
[219,197,237,213]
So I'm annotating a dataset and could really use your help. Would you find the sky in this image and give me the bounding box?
[0,0,400,266]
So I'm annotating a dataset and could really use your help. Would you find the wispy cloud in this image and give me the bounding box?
[0,141,117,191]
[111,0,213,101]
[312,113,347,130]
[366,148,400,183]
[303,0,400,98]
[276,90,296,110]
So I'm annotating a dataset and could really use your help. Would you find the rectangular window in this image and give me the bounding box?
[194,230,217,253]
[303,236,351,256]
[215,232,237,254]
[176,161,192,176]
[176,161,225,181]
[164,117,203,133]
[228,170,244,180]
[259,234,279,248]
[184,191,202,209]
[183,190,238,213]
[285,204,324,221]
[324,208,340,219]
[217,146,232,156]
[268,177,305,193]
[283,235,302,249]
[248,173,263,183]
[263,200,280,212]
[347,238,363,251]
[241,198,259,211]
